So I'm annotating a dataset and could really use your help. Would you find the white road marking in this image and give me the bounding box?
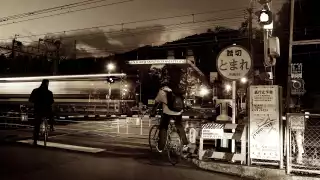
[18,139,106,153]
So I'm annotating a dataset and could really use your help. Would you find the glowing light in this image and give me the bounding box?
[259,11,270,22]
[241,77,248,84]
[305,112,310,119]
[199,87,209,97]
[107,63,115,71]
[225,84,232,92]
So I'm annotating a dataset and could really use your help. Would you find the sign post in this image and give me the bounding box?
[249,85,283,168]
[216,45,252,153]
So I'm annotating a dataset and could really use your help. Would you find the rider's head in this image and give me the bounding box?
[167,66,183,93]
[40,79,49,89]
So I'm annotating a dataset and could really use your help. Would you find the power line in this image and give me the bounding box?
[75,36,249,55]
[71,19,245,51]
[0,17,242,45]
[0,16,246,56]
[1,23,248,57]
[0,0,133,27]
[18,16,244,44]
[0,0,117,22]
[0,8,246,40]
[0,0,287,38]
[75,21,244,51]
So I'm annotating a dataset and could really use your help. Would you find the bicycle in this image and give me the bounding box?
[149,115,183,166]
[39,117,50,147]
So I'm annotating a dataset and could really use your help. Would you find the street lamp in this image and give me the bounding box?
[199,86,209,97]
[241,77,248,84]
[225,84,232,92]
[106,63,115,102]
[107,63,115,72]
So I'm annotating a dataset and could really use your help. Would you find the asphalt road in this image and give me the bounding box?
[1,143,244,180]
[0,120,245,180]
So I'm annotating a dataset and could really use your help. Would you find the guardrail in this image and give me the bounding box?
[198,123,247,164]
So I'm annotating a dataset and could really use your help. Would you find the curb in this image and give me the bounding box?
[187,158,320,180]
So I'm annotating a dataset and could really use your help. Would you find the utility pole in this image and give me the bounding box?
[248,0,254,55]
[11,34,19,59]
[74,40,77,60]
[39,38,61,75]
[286,0,295,113]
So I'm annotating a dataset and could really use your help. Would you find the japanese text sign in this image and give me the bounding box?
[216,45,252,80]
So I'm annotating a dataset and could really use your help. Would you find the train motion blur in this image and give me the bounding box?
[0,74,136,116]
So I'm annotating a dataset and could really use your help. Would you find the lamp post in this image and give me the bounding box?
[106,63,115,113]
[199,86,209,106]
[106,63,115,99]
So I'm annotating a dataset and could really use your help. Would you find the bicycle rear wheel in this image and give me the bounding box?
[167,130,183,165]
[43,120,48,147]
[148,125,159,152]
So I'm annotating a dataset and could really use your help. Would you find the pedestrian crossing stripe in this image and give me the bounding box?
[201,123,225,129]
[18,139,106,153]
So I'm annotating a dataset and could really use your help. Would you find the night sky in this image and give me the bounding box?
[0,0,285,56]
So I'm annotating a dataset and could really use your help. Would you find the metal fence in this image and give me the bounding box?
[287,113,320,175]
[0,115,157,139]
[0,113,205,141]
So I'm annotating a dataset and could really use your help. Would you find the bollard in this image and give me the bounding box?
[189,128,197,144]
[140,118,143,135]
[117,119,120,134]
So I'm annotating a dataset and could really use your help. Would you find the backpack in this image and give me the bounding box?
[166,90,184,112]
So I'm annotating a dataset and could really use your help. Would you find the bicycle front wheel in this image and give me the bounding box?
[43,120,48,147]
[167,130,183,165]
[148,125,159,152]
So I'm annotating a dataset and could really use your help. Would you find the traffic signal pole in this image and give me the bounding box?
[286,0,320,112]
[286,0,295,113]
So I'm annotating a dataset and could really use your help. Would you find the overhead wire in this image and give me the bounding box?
[0,0,119,22]
[0,17,245,56]
[75,20,245,53]
[17,15,245,44]
[14,18,244,55]
[0,0,289,57]
[0,8,246,41]
[0,0,134,27]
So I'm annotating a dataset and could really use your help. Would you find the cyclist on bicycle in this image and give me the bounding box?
[151,70,189,153]
[29,79,54,145]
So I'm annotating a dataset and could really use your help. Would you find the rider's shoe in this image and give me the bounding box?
[182,145,189,152]
[155,144,163,153]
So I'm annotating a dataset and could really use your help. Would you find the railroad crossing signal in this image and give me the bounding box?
[291,79,306,95]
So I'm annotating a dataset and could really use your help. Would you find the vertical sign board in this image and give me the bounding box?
[249,85,281,161]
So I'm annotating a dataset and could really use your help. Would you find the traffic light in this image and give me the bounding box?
[258,9,273,25]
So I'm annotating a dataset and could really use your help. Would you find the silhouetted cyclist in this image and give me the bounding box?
[151,67,189,153]
[29,79,54,145]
